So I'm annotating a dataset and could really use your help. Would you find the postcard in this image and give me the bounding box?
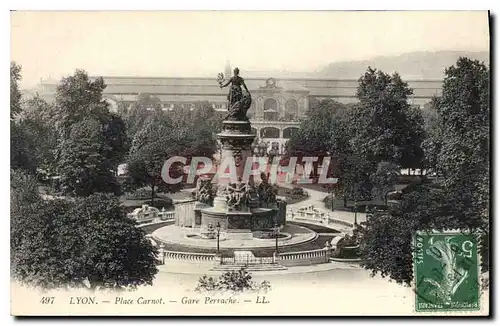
[10,10,490,316]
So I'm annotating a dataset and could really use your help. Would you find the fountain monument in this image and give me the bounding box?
[198,68,286,240]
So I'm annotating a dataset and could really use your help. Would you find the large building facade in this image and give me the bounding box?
[32,70,443,154]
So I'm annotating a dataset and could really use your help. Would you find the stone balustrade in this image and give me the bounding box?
[159,210,175,220]
[162,250,217,263]
[277,247,330,266]
[327,217,354,228]
[128,209,175,223]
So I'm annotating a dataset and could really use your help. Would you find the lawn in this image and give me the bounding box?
[323,196,387,213]
[277,186,309,205]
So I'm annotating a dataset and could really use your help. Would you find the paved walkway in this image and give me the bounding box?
[283,185,367,228]
[156,260,361,276]
[152,223,316,249]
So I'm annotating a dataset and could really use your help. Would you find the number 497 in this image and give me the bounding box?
[40,297,55,304]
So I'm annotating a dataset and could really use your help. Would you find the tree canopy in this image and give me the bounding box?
[11,193,158,290]
[352,68,425,169]
[359,57,490,284]
[52,70,128,195]
[10,62,22,119]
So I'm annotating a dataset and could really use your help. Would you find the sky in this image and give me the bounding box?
[11,11,490,88]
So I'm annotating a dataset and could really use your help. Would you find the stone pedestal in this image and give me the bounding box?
[216,120,255,184]
[174,199,197,228]
[198,114,286,235]
[225,230,254,240]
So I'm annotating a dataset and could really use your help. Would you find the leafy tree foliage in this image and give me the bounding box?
[10,169,40,214]
[54,70,108,134]
[126,112,184,203]
[18,96,59,176]
[10,62,38,173]
[10,62,22,119]
[421,97,443,172]
[435,57,490,222]
[360,57,490,284]
[195,268,271,294]
[434,58,490,271]
[370,161,400,204]
[11,121,38,174]
[121,93,163,140]
[52,70,128,195]
[287,99,347,160]
[334,154,373,204]
[166,102,222,159]
[136,93,163,111]
[352,68,425,168]
[360,185,453,285]
[124,101,223,201]
[11,193,158,290]
[57,119,120,196]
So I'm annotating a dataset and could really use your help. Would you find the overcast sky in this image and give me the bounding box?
[11,11,489,88]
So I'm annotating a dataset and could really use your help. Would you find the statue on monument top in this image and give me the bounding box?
[218,67,252,121]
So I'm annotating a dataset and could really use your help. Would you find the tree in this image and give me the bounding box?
[126,112,184,204]
[10,169,40,214]
[287,99,347,160]
[370,161,400,205]
[121,93,162,140]
[53,70,128,194]
[359,185,453,285]
[10,62,39,173]
[10,62,22,119]
[167,102,222,159]
[122,105,154,141]
[287,99,349,181]
[18,96,59,176]
[359,57,491,284]
[10,121,38,173]
[11,193,158,290]
[136,93,162,111]
[352,68,425,169]
[57,118,120,196]
[433,57,490,271]
[195,268,271,294]
[435,57,489,223]
[421,97,443,173]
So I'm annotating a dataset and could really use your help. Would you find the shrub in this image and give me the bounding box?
[195,268,271,294]
[124,188,155,200]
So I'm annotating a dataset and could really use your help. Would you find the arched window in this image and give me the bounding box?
[283,127,300,139]
[260,127,280,139]
[264,98,278,111]
[263,98,279,121]
[285,99,299,118]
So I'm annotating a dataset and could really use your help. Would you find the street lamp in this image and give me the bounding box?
[159,243,165,265]
[273,222,280,254]
[216,222,221,254]
[354,199,358,225]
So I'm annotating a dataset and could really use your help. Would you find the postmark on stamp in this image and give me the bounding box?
[413,230,480,312]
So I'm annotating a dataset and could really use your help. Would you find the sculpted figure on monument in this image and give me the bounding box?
[225,177,249,209]
[257,172,278,206]
[195,177,214,205]
[218,67,252,121]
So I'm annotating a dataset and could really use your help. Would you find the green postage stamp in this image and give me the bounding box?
[413,230,480,312]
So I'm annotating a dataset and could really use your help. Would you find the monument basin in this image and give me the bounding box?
[200,207,277,240]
